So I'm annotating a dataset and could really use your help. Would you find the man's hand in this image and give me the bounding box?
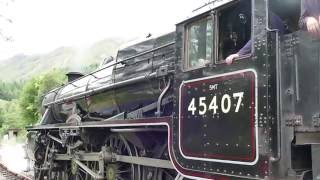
[306,16,320,37]
[225,54,239,65]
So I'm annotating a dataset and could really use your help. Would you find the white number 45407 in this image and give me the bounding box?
[187,92,244,115]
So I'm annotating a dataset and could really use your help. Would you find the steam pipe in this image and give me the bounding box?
[44,72,160,107]
[156,78,171,117]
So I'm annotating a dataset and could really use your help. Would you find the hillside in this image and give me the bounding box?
[0,38,125,82]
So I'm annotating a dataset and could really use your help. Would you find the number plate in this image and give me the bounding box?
[179,70,258,164]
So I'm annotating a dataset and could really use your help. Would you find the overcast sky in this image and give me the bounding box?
[0,0,206,60]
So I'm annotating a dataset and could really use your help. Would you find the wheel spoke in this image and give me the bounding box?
[116,176,125,180]
[163,170,175,179]
[117,169,131,174]
[104,134,139,180]
[118,141,124,153]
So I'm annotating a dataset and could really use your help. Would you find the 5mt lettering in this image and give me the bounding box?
[187,92,244,115]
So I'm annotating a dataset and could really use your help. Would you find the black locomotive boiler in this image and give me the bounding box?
[26,0,320,179]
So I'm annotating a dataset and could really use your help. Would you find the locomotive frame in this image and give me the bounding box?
[26,0,319,179]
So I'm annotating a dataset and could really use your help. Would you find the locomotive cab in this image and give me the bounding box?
[171,0,318,179]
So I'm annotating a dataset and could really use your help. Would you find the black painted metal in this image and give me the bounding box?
[26,0,320,180]
[40,32,175,123]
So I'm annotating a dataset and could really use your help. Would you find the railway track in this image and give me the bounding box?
[0,163,31,180]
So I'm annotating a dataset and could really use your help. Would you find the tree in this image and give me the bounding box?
[0,108,4,128]
[0,80,24,100]
[0,100,23,136]
[81,63,99,74]
[19,69,66,126]
[19,78,40,125]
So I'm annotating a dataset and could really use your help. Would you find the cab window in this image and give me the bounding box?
[217,0,251,62]
[185,16,213,70]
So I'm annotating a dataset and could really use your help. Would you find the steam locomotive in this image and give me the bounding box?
[26,0,320,179]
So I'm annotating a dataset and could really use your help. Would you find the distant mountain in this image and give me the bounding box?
[0,38,125,82]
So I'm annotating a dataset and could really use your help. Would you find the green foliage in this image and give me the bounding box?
[0,80,24,100]
[0,38,113,140]
[81,63,99,74]
[19,78,40,126]
[0,107,4,128]
[19,69,66,126]
[0,100,24,136]
[0,63,99,139]
[0,68,66,139]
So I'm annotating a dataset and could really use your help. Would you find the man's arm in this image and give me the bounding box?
[237,40,252,55]
[225,12,285,65]
[299,0,320,37]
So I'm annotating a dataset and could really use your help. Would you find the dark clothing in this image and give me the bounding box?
[299,0,320,30]
[237,12,285,55]
[237,39,252,55]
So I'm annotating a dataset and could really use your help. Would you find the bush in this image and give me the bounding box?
[19,69,66,126]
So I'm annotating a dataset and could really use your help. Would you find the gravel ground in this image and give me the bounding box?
[0,174,6,180]
[0,143,29,174]
[0,143,34,179]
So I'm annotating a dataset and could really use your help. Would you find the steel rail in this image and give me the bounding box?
[0,163,32,180]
